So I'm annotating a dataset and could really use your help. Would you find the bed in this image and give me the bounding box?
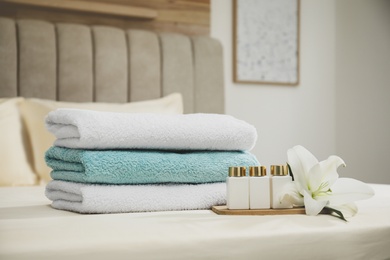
[1,184,389,259]
[1,17,390,260]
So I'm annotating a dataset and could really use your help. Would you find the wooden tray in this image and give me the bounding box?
[212,205,306,215]
[212,205,331,216]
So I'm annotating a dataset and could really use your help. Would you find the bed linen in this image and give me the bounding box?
[1,184,390,260]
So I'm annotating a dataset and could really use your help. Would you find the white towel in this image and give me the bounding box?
[45,181,226,214]
[45,109,257,151]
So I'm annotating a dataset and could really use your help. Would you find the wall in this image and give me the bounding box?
[0,0,210,36]
[211,0,336,167]
[335,0,390,184]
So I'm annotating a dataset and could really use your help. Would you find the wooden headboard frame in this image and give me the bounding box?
[0,17,224,114]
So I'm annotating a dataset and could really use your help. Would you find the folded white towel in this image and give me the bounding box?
[46,181,226,214]
[45,109,257,151]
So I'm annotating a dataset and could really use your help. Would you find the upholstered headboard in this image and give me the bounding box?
[0,17,224,114]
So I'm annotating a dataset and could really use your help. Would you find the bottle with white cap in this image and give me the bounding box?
[270,165,293,209]
[227,166,249,210]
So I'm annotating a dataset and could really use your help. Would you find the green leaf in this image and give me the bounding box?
[323,206,348,221]
[287,163,294,181]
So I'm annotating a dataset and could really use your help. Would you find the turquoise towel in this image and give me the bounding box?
[45,146,260,184]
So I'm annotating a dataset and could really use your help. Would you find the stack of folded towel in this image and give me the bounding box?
[44,109,259,213]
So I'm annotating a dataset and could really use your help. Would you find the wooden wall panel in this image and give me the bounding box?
[0,0,210,36]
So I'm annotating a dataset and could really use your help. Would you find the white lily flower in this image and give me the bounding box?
[282,145,375,218]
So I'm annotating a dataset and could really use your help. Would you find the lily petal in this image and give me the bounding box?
[303,190,328,216]
[280,182,304,206]
[307,163,323,193]
[308,155,345,193]
[326,178,375,205]
[328,203,358,218]
[291,145,319,171]
[318,155,345,188]
[287,145,318,192]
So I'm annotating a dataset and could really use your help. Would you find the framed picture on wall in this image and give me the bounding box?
[233,0,300,85]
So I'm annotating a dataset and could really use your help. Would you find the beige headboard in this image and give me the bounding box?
[0,17,224,114]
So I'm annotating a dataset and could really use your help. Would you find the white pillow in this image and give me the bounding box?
[19,93,183,183]
[0,98,37,186]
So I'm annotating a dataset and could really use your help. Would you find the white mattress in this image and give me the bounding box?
[1,184,390,260]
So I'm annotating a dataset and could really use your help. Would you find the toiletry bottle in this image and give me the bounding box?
[249,166,270,209]
[270,165,293,209]
[227,166,249,210]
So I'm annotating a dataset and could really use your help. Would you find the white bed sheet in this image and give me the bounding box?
[1,184,390,260]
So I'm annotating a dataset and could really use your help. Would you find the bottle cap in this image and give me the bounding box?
[228,166,246,177]
[270,165,288,176]
[249,166,267,177]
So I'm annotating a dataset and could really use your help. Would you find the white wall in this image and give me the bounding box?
[335,0,390,184]
[211,0,336,167]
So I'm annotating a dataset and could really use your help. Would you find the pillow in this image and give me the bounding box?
[0,98,37,186]
[19,93,183,183]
